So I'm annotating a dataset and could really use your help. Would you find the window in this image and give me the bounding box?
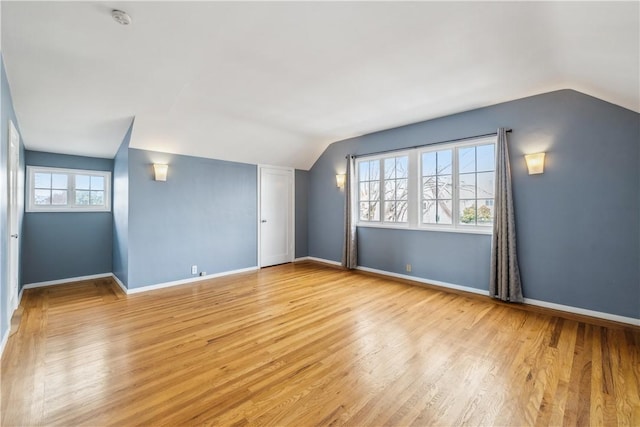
[27,166,111,212]
[356,136,496,233]
[358,154,409,224]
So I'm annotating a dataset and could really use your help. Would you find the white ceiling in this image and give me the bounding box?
[2,1,638,170]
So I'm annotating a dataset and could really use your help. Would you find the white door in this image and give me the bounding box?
[7,120,21,313]
[259,166,294,267]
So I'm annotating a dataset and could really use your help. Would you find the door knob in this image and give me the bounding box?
[10,234,18,238]
[261,220,267,223]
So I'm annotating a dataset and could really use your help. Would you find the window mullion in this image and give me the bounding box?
[452,147,459,227]
[69,173,75,208]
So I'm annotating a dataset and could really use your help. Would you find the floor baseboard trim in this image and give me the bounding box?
[355,265,639,326]
[356,266,488,296]
[523,297,639,326]
[111,274,128,295]
[306,256,343,267]
[22,273,113,290]
[294,256,310,262]
[125,266,260,295]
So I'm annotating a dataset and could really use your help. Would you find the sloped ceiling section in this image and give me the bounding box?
[2,2,638,169]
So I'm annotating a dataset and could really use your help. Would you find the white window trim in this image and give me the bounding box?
[355,136,496,235]
[26,166,112,213]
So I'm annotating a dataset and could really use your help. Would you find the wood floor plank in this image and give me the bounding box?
[2,261,638,426]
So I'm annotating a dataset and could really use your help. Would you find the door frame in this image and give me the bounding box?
[257,165,295,268]
[7,119,21,315]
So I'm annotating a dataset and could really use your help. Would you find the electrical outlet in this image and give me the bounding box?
[191,265,198,275]
[199,271,206,277]
[406,264,412,272]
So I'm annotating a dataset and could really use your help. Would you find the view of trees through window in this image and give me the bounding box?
[357,138,496,230]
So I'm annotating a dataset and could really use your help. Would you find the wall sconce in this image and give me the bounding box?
[524,153,545,175]
[153,163,169,181]
[336,174,346,188]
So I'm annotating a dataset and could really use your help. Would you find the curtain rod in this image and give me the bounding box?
[347,129,512,159]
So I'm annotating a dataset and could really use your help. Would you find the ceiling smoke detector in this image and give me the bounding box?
[111,10,131,25]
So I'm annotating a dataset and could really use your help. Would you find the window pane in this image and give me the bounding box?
[91,176,105,191]
[370,181,380,201]
[396,179,408,200]
[359,202,369,221]
[422,152,437,176]
[477,172,495,198]
[359,162,370,181]
[51,174,68,189]
[34,173,51,189]
[370,201,380,221]
[396,201,408,222]
[422,200,436,223]
[76,175,90,190]
[90,191,104,205]
[437,200,453,224]
[477,144,495,171]
[384,158,396,179]
[476,200,494,225]
[396,157,408,178]
[76,190,90,205]
[360,183,369,201]
[384,201,395,221]
[34,189,51,205]
[436,175,452,199]
[459,147,476,173]
[459,200,477,225]
[384,180,395,200]
[369,161,380,181]
[437,150,452,174]
[51,190,67,205]
[459,173,476,198]
[422,176,436,200]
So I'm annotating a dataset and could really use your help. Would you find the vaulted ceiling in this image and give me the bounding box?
[2,1,638,170]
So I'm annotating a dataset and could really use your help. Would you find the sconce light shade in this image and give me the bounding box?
[153,163,169,181]
[524,153,545,175]
[336,174,346,188]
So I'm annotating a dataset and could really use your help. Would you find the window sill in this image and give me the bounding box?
[356,222,493,236]
[26,208,112,213]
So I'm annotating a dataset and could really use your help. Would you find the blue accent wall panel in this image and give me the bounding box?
[22,151,113,284]
[126,148,257,289]
[112,123,132,287]
[295,169,309,258]
[308,90,640,319]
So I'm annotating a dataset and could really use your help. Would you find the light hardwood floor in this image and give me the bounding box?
[1,261,638,426]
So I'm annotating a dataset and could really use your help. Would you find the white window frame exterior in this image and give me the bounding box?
[355,136,496,235]
[26,166,112,213]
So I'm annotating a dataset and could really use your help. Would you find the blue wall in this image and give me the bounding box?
[126,148,257,289]
[295,169,309,258]
[112,123,132,287]
[308,90,640,319]
[1,54,25,340]
[22,151,113,284]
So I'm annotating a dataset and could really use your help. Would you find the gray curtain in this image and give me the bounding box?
[489,128,524,302]
[342,155,357,269]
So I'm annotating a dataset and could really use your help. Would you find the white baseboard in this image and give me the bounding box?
[125,266,259,295]
[22,273,113,289]
[306,256,342,267]
[294,256,310,262]
[111,274,127,294]
[354,265,639,326]
[523,297,639,326]
[355,266,488,296]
